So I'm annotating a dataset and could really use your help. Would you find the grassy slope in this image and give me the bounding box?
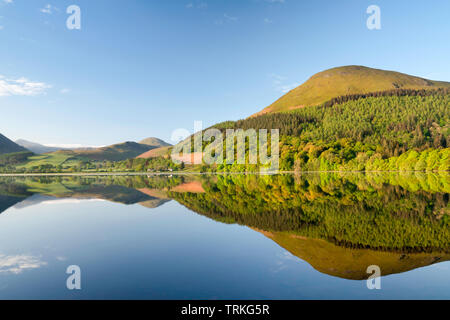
[254,65,450,116]
[258,230,450,280]
[17,153,73,169]
[139,137,171,147]
[136,146,172,159]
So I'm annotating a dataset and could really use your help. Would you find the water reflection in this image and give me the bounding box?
[0,173,448,284]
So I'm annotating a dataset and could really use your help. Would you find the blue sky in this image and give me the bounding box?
[1,0,449,146]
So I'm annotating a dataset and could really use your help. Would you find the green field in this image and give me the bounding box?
[23,179,74,195]
[17,153,78,169]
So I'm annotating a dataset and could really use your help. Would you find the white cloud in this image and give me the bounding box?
[264,18,273,24]
[3,0,13,4]
[19,37,37,44]
[0,75,52,97]
[39,199,107,205]
[60,88,70,94]
[186,2,207,9]
[270,73,300,93]
[224,13,238,22]
[0,26,3,30]
[40,4,58,14]
[215,13,238,25]
[0,254,47,274]
[44,143,104,149]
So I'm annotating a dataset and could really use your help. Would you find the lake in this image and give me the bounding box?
[0,173,448,299]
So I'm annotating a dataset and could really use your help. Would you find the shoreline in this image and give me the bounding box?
[0,170,448,177]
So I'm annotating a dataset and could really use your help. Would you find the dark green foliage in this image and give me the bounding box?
[0,151,33,166]
[99,157,180,172]
[321,87,450,108]
[220,113,316,136]
[208,93,450,171]
[216,93,449,156]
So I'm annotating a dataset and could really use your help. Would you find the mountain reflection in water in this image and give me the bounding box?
[0,172,448,281]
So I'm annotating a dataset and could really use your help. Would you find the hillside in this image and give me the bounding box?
[0,133,28,155]
[139,137,171,148]
[254,65,450,116]
[56,141,155,162]
[213,93,450,172]
[137,146,171,159]
[16,139,66,154]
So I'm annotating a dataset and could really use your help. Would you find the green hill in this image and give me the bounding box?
[254,65,450,116]
[139,137,171,148]
[212,93,449,172]
[196,66,450,173]
[56,141,155,162]
[0,133,28,155]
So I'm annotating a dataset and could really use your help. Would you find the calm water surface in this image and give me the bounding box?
[0,173,448,299]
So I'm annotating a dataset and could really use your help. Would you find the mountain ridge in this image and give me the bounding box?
[15,139,67,154]
[54,141,156,162]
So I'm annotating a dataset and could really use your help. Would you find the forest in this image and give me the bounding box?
[208,92,449,172]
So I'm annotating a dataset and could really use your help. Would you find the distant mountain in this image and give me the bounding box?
[254,65,450,116]
[12,194,58,210]
[0,179,170,213]
[15,138,170,156]
[15,139,66,154]
[56,141,155,161]
[0,133,28,155]
[139,137,171,148]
